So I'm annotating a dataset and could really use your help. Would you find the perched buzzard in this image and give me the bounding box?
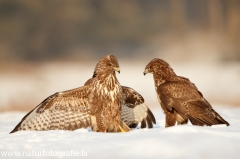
[144,58,229,127]
[85,74,156,129]
[10,55,155,133]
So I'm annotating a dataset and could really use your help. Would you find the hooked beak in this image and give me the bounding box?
[143,69,149,76]
[114,67,120,74]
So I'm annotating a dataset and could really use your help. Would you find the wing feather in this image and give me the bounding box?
[146,115,153,128]
[121,86,156,128]
[158,81,225,126]
[140,119,147,128]
[10,86,92,133]
[146,108,156,125]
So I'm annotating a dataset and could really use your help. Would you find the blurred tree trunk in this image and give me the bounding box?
[208,0,224,33]
[226,0,240,60]
[169,0,187,34]
[227,0,240,43]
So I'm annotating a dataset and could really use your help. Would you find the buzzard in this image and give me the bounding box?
[85,74,156,129]
[10,55,155,133]
[143,58,229,127]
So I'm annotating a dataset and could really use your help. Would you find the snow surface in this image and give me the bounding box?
[0,106,240,159]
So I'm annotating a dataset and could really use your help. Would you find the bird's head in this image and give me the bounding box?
[94,55,120,76]
[143,58,176,78]
[107,54,120,74]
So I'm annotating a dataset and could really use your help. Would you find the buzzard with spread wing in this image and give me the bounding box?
[10,55,155,133]
[11,55,125,133]
[144,58,229,127]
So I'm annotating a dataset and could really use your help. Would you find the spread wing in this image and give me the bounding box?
[10,86,92,133]
[158,81,229,126]
[121,86,156,128]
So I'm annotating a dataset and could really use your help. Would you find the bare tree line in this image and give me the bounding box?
[0,0,239,61]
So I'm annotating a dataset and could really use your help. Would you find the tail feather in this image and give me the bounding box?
[211,109,230,126]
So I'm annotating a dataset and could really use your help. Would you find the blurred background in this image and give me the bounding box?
[0,0,240,112]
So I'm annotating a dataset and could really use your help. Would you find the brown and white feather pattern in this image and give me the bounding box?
[10,87,92,133]
[144,58,229,127]
[11,55,126,133]
[85,78,156,129]
[89,74,123,132]
[121,86,156,128]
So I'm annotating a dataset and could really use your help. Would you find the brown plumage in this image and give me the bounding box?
[10,55,156,134]
[144,58,229,127]
[85,77,156,129]
[11,55,126,133]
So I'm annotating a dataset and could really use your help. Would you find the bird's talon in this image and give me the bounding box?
[118,125,126,133]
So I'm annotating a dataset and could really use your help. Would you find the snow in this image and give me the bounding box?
[1,106,240,159]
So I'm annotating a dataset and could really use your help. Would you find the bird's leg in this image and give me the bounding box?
[165,111,177,127]
[91,116,98,132]
[118,125,126,132]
